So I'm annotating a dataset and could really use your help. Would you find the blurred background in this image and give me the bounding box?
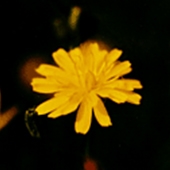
[1,0,170,169]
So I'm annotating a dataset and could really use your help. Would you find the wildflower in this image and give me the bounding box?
[31,41,142,134]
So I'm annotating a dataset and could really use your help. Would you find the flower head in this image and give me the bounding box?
[31,41,142,134]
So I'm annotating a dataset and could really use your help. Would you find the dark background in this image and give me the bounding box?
[1,0,170,169]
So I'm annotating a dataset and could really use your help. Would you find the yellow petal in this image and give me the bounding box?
[52,48,76,73]
[81,42,108,75]
[35,63,79,87]
[106,60,131,80]
[126,92,142,105]
[36,64,66,78]
[118,67,132,77]
[93,96,112,126]
[48,91,84,118]
[69,47,87,87]
[104,61,121,76]
[69,47,84,67]
[74,98,92,134]
[53,88,77,98]
[80,42,95,72]
[105,48,122,68]
[85,71,96,91]
[93,49,108,75]
[35,94,70,115]
[31,78,60,93]
[96,88,128,104]
[121,79,143,89]
[87,91,98,107]
[104,79,143,91]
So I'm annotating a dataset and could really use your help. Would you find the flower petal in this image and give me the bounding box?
[35,94,70,115]
[106,60,131,80]
[35,63,80,87]
[96,88,128,104]
[52,48,76,73]
[48,91,84,118]
[31,78,60,93]
[118,67,132,77]
[120,79,143,90]
[74,98,93,134]
[105,48,122,68]
[93,96,112,126]
[69,47,87,87]
[36,64,65,77]
[88,91,99,107]
[93,49,108,75]
[125,92,142,105]
[81,42,108,75]
[69,47,84,67]
[80,42,95,72]
[85,71,96,91]
[104,79,143,91]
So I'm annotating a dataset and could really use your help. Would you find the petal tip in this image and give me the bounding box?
[75,127,87,135]
[74,122,89,135]
[35,108,48,116]
[47,114,56,118]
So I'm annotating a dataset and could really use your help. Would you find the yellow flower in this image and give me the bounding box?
[31,41,142,134]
